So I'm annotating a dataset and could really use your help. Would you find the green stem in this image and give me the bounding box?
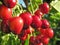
[30,0,34,14]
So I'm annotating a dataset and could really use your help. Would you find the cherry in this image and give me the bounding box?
[45,28,54,38]
[41,19,50,29]
[36,35,41,41]
[29,36,36,44]
[41,36,50,44]
[1,19,11,33]
[18,33,28,41]
[35,35,43,45]
[36,34,44,40]
[36,42,43,45]
[39,2,49,14]
[25,26,34,34]
[20,12,32,28]
[0,5,12,20]
[31,15,42,28]
[9,17,24,34]
[18,29,28,41]
[3,0,17,8]
[34,9,43,19]
[39,28,46,35]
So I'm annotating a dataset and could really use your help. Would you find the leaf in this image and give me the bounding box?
[50,1,60,12]
[2,34,10,41]
[35,0,43,4]
[24,39,29,45]
[24,35,30,45]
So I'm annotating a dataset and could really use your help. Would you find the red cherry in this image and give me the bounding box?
[36,42,43,45]
[35,37,41,44]
[0,5,12,20]
[41,36,50,44]
[1,19,10,33]
[29,36,36,44]
[3,0,17,8]
[31,15,42,28]
[36,35,41,40]
[20,12,32,28]
[9,17,23,34]
[39,2,49,14]
[35,35,44,45]
[25,26,34,34]
[18,30,28,41]
[45,28,54,38]
[36,34,44,40]
[18,33,28,41]
[41,19,50,29]
[34,9,43,19]
[39,28,46,35]
[20,34,27,41]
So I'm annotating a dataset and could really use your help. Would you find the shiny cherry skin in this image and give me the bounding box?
[0,5,12,20]
[9,17,24,34]
[31,15,42,28]
[39,2,49,14]
[36,42,43,45]
[45,28,54,38]
[1,19,11,33]
[39,28,46,35]
[29,36,36,44]
[3,0,17,8]
[20,12,32,28]
[41,19,50,29]
[41,36,50,44]
[34,9,43,19]
[18,33,28,41]
[18,30,28,41]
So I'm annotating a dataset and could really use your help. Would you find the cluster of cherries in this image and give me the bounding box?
[0,0,54,45]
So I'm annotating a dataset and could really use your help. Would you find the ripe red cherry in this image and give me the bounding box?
[41,36,50,44]
[20,12,32,28]
[45,28,54,38]
[1,19,10,33]
[18,30,28,41]
[36,42,43,45]
[3,0,17,8]
[31,15,42,28]
[34,9,43,19]
[36,34,44,40]
[39,28,46,35]
[39,2,49,14]
[0,5,12,20]
[41,19,50,29]
[36,35,42,41]
[18,33,28,41]
[29,36,36,44]
[9,17,23,34]
[25,26,34,34]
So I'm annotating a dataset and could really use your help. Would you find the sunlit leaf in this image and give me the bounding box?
[50,1,60,12]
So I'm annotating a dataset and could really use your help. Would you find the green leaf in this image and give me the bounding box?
[1,34,10,41]
[24,39,29,45]
[24,35,30,45]
[35,0,43,4]
[50,1,60,12]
